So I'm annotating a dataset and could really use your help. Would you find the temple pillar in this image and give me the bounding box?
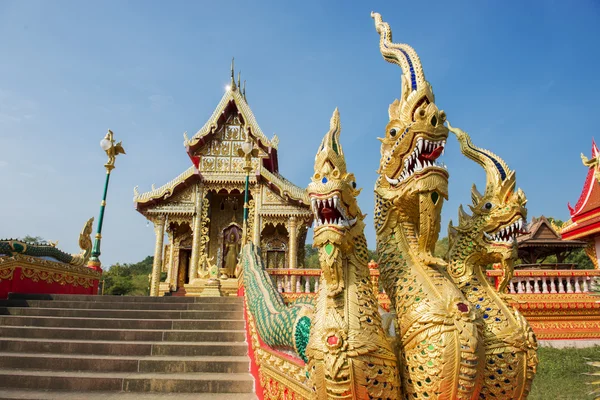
[288,216,297,291]
[166,228,177,290]
[150,215,166,297]
[189,186,203,281]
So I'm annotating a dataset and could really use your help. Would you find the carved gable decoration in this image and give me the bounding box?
[166,186,194,203]
[262,185,287,205]
[195,114,265,173]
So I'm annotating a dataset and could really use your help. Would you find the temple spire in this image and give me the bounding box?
[230,57,237,91]
[237,71,241,91]
[243,80,247,101]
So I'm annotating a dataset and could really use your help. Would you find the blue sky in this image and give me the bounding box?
[1,0,599,267]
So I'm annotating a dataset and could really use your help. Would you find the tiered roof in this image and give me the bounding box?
[134,73,309,210]
[562,140,600,240]
[517,216,586,265]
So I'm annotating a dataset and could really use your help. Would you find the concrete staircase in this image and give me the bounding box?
[0,294,256,399]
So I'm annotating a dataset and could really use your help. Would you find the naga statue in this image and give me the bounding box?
[241,11,538,400]
[446,123,538,399]
[371,12,484,399]
[242,243,314,362]
[0,218,94,267]
[305,108,401,399]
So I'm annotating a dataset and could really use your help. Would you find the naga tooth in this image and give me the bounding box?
[418,139,424,153]
[385,175,400,185]
[333,197,339,208]
[349,217,358,226]
[415,159,423,171]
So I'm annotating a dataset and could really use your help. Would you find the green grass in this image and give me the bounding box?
[529,346,600,400]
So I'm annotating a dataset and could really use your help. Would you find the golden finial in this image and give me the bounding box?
[230,57,237,90]
[237,71,241,91]
[243,80,247,100]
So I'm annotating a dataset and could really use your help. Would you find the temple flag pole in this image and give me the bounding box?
[88,130,125,273]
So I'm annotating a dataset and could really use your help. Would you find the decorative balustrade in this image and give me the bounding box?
[486,269,600,294]
[265,268,382,294]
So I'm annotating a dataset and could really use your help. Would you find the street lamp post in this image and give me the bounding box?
[87,130,126,273]
[238,136,258,246]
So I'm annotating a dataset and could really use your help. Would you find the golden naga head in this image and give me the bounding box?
[307,108,365,250]
[371,12,449,197]
[448,123,527,269]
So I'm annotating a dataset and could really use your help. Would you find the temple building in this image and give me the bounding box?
[134,68,312,296]
[561,140,600,268]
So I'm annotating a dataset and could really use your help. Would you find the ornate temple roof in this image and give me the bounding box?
[518,216,585,249]
[134,69,309,211]
[133,164,309,208]
[562,140,600,240]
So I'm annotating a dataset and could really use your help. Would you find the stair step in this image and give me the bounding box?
[7,294,243,303]
[0,353,250,373]
[1,307,243,320]
[0,294,253,397]
[0,326,246,342]
[0,316,245,330]
[0,390,257,400]
[0,300,242,311]
[0,338,248,357]
[0,369,254,393]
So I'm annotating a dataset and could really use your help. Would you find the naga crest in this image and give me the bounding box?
[70,217,94,267]
[371,12,448,199]
[307,109,364,295]
[448,123,527,287]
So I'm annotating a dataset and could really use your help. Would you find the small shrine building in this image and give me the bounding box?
[134,70,312,296]
[517,216,586,269]
[561,140,600,268]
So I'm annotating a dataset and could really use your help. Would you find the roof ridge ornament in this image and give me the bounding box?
[230,57,237,91]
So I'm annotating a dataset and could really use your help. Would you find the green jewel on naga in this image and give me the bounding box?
[447,123,538,399]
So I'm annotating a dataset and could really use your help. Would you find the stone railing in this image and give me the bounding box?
[486,269,600,294]
[266,268,382,294]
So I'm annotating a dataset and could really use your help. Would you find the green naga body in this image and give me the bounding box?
[0,218,94,267]
[241,243,314,361]
[306,109,401,399]
[447,123,538,399]
[371,13,484,399]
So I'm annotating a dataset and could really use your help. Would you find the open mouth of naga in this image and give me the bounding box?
[386,137,447,186]
[484,218,527,245]
[310,193,357,229]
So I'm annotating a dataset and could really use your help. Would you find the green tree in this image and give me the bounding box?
[101,256,154,296]
[304,244,319,269]
[19,235,45,245]
[435,237,449,259]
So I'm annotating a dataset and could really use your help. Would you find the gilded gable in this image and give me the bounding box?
[195,115,265,173]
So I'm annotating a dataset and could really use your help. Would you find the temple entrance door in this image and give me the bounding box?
[266,250,287,269]
[222,224,242,277]
[178,249,191,286]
